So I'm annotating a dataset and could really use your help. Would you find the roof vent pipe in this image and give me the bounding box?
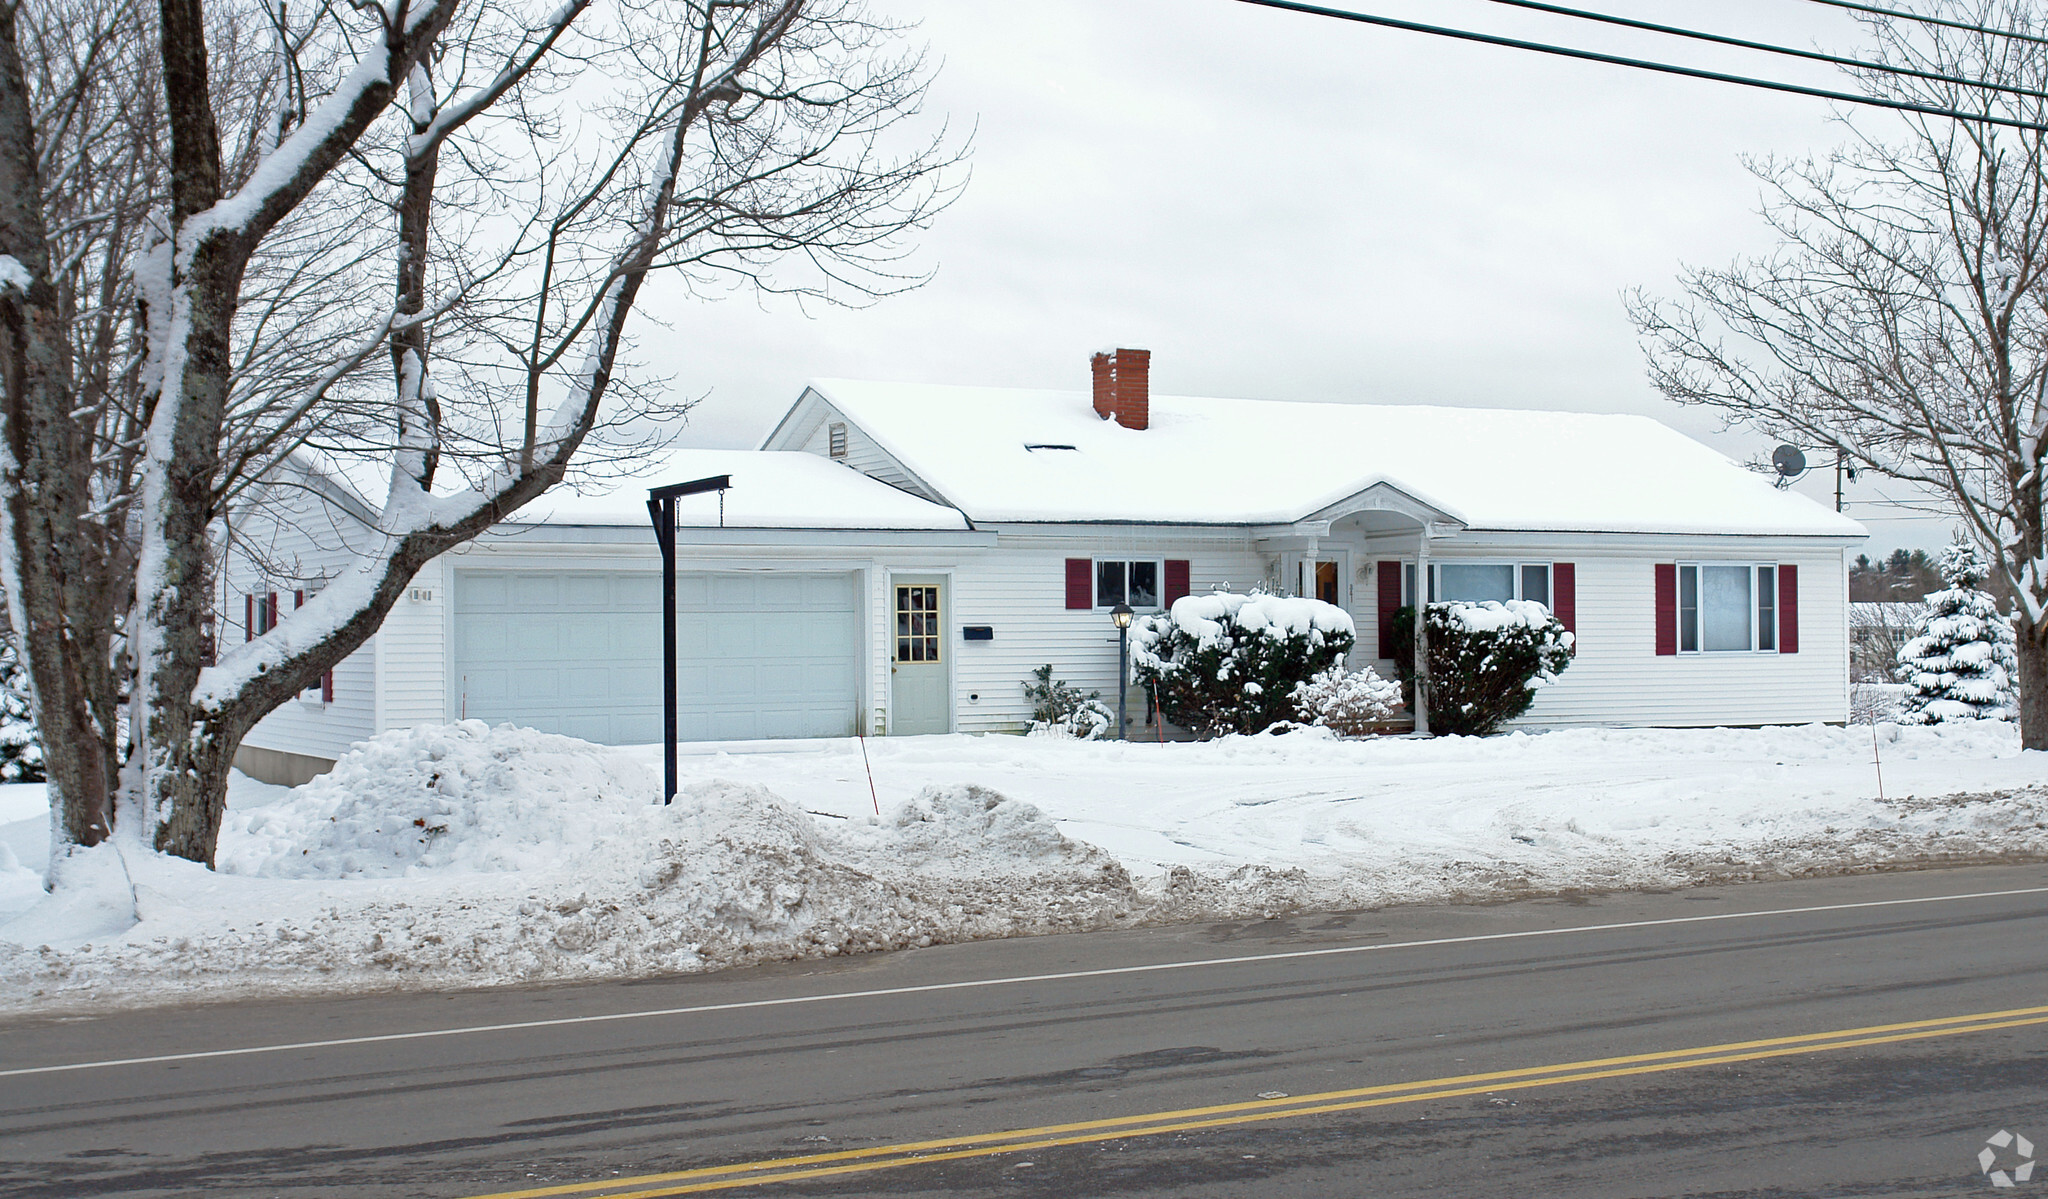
[1090,347,1150,430]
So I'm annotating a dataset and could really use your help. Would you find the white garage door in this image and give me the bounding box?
[453,569,859,744]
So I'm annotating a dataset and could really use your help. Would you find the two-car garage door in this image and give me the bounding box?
[453,569,859,744]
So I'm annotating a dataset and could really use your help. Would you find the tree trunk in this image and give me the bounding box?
[148,714,244,865]
[2018,625,2048,752]
[0,4,116,850]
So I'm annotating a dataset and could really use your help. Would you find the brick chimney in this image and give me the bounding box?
[1089,347,1150,430]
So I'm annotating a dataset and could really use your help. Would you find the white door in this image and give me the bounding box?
[889,576,949,735]
[453,569,858,743]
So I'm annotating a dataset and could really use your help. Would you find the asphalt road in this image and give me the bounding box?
[4,864,2047,1198]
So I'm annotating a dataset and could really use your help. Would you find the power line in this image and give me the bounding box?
[1801,0,2048,48]
[1476,0,2048,102]
[1230,0,2048,132]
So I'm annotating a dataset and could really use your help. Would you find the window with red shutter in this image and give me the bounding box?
[1654,564,1678,655]
[1552,562,1576,640]
[1777,564,1798,653]
[1064,558,1092,610]
[1376,561,1402,658]
[1164,559,1191,605]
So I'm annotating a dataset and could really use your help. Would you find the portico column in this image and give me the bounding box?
[1414,525,1431,736]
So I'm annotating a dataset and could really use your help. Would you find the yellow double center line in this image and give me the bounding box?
[459,1002,2048,1198]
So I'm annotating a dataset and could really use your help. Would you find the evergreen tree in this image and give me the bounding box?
[1897,545,2019,724]
[0,637,43,783]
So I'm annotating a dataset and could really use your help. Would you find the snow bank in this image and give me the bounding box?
[2,720,2043,1015]
[220,721,657,877]
[0,728,1138,1013]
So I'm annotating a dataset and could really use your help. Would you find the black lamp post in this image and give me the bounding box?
[1111,602,1134,741]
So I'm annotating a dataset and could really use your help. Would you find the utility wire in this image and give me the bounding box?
[1802,0,2048,48]
[1231,0,2048,132]
[1478,0,2048,102]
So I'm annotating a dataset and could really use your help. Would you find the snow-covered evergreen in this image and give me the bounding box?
[0,640,42,784]
[1896,544,2018,724]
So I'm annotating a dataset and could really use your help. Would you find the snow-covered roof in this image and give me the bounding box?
[514,447,970,530]
[798,380,1867,537]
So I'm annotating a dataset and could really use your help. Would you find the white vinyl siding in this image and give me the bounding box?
[787,399,941,502]
[228,477,378,763]
[1514,550,1843,727]
[1351,543,1847,728]
[941,534,1266,735]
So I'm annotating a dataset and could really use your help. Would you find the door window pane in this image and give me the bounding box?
[895,585,939,663]
[1315,561,1340,607]
[1700,565,1753,652]
[1520,564,1550,608]
[1438,563,1515,603]
[1129,561,1159,608]
[1096,561,1125,607]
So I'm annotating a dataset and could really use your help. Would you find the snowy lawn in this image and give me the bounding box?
[1,721,2044,1015]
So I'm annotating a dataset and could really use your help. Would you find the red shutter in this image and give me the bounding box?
[244,594,254,641]
[294,590,304,608]
[322,670,334,704]
[1778,564,1798,653]
[1552,562,1576,642]
[1064,558,1093,610]
[1654,564,1677,656]
[1376,560,1402,658]
[266,592,279,632]
[1164,559,1191,605]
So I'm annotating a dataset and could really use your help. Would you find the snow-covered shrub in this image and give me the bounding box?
[1293,665,1403,735]
[1897,544,2017,724]
[0,639,42,784]
[1022,665,1116,739]
[1419,600,1574,737]
[1131,590,1355,736]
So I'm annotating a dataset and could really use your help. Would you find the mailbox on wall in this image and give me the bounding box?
[961,626,994,641]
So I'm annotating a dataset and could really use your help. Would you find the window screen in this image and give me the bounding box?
[1700,565,1753,652]
[1437,563,1516,603]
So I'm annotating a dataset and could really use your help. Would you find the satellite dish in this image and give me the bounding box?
[1771,445,1807,477]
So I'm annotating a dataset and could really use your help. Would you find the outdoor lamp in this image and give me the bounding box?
[1111,603,1134,740]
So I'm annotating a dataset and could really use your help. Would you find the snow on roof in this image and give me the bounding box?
[513,447,970,530]
[801,380,1868,537]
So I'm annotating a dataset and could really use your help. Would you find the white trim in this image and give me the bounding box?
[1090,557,1166,613]
[1429,559,1555,606]
[886,570,954,734]
[1675,561,1783,655]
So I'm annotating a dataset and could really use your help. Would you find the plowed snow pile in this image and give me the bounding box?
[1,719,2044,1013]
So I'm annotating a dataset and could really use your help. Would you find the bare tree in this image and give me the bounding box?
[0,0,959,871]
[1630,0,2048,749]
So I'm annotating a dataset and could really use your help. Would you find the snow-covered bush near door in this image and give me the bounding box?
[1419,600,1574,737]
[1293,665,1403,734]
[1130,590,1354,736]
[1022,665,1116,739]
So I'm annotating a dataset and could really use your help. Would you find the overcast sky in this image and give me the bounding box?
[634,0,1960,555]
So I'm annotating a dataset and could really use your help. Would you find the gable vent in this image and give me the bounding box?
[827,422,848,459]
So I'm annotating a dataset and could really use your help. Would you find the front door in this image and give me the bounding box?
[890,576,949,735]
[1314,560,1341,607]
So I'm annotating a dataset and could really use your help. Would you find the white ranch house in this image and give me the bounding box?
[224,349,1866,784]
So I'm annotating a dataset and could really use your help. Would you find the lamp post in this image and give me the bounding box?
[1111,602,1134,741]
